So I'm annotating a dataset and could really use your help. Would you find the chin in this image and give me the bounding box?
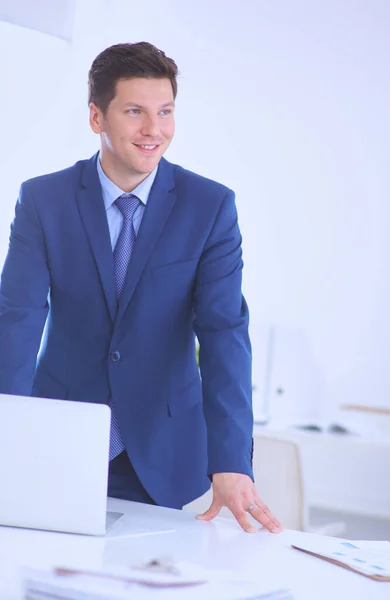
[136,158,161,173]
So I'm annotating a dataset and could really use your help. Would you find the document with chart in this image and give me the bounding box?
[292,535,390,580]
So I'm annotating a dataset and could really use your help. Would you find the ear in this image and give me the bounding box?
[89,102,104,134]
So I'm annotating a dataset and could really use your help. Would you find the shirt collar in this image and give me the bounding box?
[97,153,158,211]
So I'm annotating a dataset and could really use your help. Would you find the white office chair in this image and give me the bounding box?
[252,433,345,534]
[184,433,345,535]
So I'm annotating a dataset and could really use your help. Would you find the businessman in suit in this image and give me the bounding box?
[0,42,281,533]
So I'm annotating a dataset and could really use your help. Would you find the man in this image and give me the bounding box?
[0,42,281,534]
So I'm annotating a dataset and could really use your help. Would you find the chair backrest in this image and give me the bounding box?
[253,433,306,531]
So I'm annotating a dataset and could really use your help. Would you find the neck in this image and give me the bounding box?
[99,150,151,192]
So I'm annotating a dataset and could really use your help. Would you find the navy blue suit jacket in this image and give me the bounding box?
[0,154,253,508]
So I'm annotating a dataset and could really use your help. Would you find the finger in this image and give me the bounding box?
[249,505,279,532]
[250,502,282,533]
[196,499,222,521]
[255,496,283,531]
[231,508,257,534]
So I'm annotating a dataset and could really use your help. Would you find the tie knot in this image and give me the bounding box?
[115,193,140,220]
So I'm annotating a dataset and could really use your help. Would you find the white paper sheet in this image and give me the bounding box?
[23,563,294,600]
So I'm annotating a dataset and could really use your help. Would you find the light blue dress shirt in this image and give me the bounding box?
[96,155,158,250]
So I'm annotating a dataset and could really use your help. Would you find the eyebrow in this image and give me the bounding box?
[124,101,175,109]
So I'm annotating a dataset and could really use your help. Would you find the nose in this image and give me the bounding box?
[140,114,160,138]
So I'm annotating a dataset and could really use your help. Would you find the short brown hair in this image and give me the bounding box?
[88,42,178,113]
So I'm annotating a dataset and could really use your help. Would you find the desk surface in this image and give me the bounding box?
[0,498,387,600]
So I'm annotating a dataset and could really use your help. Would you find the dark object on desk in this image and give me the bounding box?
[328,423,352,435]
[293,423,354,435]
[293,424,323,432]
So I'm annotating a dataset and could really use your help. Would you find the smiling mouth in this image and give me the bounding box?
[134,144,160,154]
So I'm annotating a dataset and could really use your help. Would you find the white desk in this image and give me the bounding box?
[0,498,388,599]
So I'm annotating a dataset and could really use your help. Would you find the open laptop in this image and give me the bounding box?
[0,393,123,535]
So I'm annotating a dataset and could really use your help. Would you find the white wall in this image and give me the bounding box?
[1,0,389,419]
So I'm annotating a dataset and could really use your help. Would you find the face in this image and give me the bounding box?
[90,77,175,183]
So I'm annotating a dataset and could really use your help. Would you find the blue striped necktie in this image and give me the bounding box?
[109,192,140,461]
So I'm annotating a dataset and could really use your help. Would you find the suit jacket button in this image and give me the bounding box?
[111,350,121,362]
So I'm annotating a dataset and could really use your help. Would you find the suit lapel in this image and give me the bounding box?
[116,158,177,322]
[76,154,117,322]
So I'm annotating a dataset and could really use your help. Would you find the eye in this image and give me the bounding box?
[160,109,172,116]
[126,108,140,115]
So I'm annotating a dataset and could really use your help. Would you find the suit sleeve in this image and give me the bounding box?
[0,183,50,395]
[193,189,254,479]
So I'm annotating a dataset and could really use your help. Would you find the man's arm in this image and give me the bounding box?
[0,183,50,395]
[193,189,253,477]
[193,189,282,533]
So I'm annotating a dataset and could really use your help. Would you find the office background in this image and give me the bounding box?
[0,0,389,535]
[1,0,389,421]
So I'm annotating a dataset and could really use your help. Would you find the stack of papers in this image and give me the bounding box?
[292,536,390,580]
[23,563,294,600]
